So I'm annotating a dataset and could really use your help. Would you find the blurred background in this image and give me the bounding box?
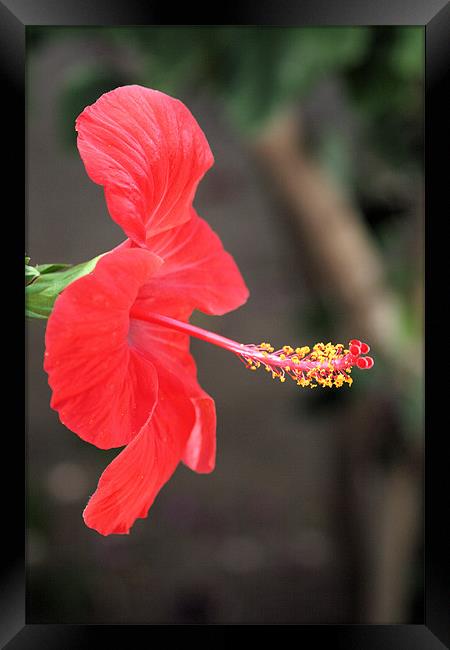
[26,26,424,624]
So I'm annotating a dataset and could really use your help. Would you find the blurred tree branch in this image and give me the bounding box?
[250,108,423,623]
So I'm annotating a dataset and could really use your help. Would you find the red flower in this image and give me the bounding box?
[44,85,374,535]
[44,85,249,534]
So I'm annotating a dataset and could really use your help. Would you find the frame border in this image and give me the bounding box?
[3,0,447,645]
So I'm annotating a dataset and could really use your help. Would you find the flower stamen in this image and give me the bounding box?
[129,310,374,390]
[235,339,374,388]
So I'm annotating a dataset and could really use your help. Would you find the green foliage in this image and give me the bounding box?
[148,27,367,134]
[128,26,370,135]
[30,25,422,174]
[106,27,207,97]
[389,27,424,80]
[25,255,102,319]
[346,27,424,167]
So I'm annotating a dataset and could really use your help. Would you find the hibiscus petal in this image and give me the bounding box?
[44,248,163,449]
[183,393,217,473]
[83,387,195,535]
[131,208,249,317]
[76,85,214,246]
[128,318,217,474]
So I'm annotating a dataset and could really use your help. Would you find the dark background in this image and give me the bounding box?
[26,26,424,625]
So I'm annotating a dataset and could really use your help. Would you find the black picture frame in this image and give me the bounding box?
[3,0,448,645]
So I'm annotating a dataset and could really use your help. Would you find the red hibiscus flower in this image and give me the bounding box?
[44,86,249,535]
[44,85,373,535]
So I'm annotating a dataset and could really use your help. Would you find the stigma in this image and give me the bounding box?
[236,338,374,388]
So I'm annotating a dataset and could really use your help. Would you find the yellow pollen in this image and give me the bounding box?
[239,339,359,390]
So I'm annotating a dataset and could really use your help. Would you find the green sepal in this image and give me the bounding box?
[25,264,40,284]
[36,263,72,274]
[25,255,103,319]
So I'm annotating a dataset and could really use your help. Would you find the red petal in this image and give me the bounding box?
[129,317,217,474]
[76,86,214,246]
[132,208,249,317]
[44,248,163,449]
[183,393,217,473]
[128,316,195,378]
[83,387,195,535]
